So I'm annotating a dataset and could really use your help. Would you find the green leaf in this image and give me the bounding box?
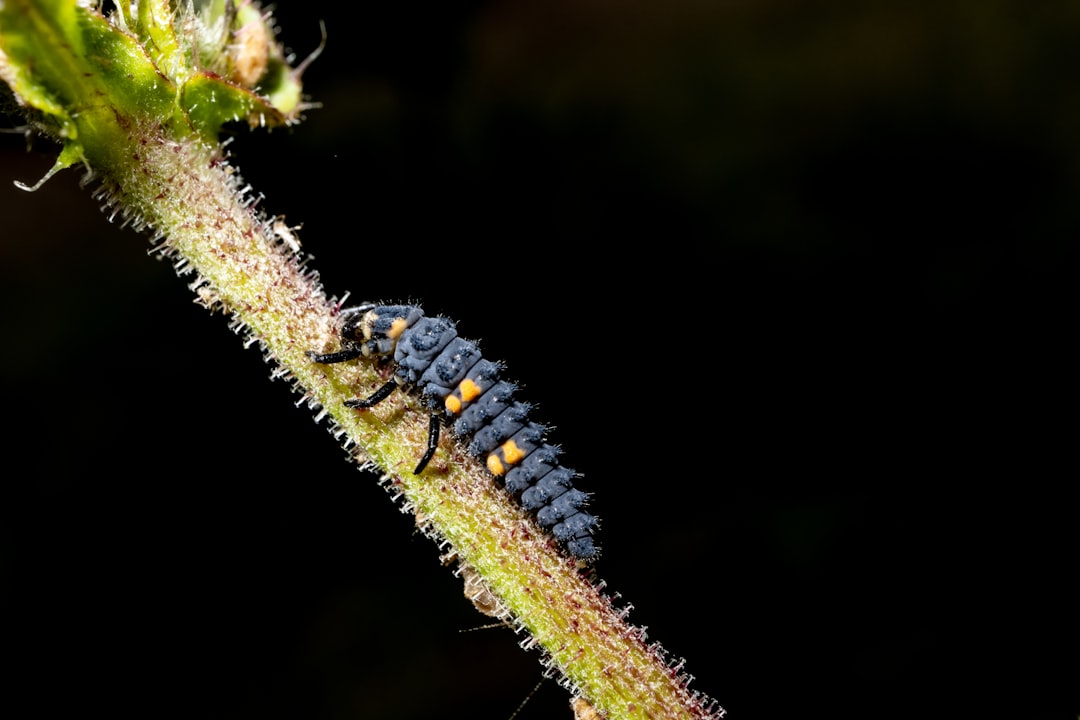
[183,70,283,135]
[0,0,313,179]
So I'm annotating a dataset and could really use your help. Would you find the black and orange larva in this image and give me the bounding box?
[309,304,600,561]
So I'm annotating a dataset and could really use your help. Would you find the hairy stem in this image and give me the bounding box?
[0,2,724,718]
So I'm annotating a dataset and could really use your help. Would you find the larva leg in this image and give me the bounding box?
[306,348,362,364]
[344,380,398,409]
[414,414,442,475]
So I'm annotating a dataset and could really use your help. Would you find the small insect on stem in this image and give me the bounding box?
[571,696,605,720]
[308,303,601,562]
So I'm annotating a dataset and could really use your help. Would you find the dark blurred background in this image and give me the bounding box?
[2,1,1077,718]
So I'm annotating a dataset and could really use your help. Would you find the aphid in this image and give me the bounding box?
[460,564,506,620]
[308,303,600,561]
[572,697,605,720]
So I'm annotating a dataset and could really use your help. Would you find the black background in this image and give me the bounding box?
[2,2,1077,719]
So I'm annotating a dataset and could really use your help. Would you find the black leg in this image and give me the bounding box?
[413,414,442,474]
[307,348,362,364]
[344,380,398,409]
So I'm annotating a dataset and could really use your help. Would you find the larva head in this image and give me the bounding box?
[339,304,424,357]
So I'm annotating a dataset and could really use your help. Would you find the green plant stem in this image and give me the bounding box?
[0,2,725,718]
